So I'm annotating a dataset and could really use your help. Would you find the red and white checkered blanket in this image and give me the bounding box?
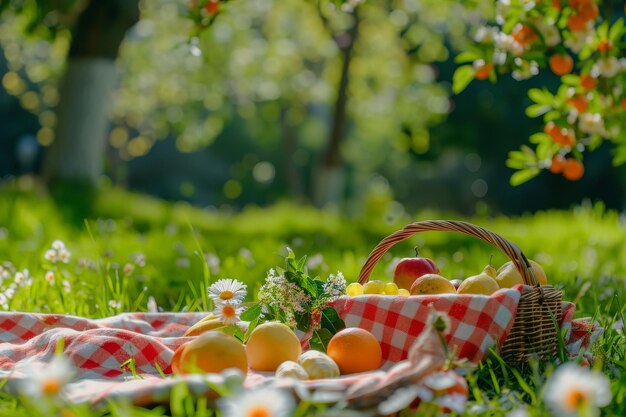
[0,288,601,406]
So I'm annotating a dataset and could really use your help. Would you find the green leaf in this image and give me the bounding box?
[452,65,475,94]
[528,88,553,105]
[240,303,262,321]
[309,328,334,352]
[612,145,626,166]
[525,104,551,118]
[454,51,481,64]
[529,133,552,144]
[320,307,345,334]
[560,74,579,86]
[510,168,541,186]
[609,19,625,42]
[243,318,260,342]
[296,311,311,332]
[302,276,319,297]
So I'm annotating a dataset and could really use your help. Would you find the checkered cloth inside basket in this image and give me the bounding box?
[329,287,521,365]
[0,292,601,406]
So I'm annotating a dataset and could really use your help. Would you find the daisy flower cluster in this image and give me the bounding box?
[43,240,71,264]
[258,268,313,328]
[208,278,247,325]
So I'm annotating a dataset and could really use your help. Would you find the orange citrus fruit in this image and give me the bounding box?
[327,328,382,374]
[172,330,247,375]
[562,158,584,181]
[549,54,574,76]
[580,74,596,90]
[475,63,493,80]
[246,322,302,372]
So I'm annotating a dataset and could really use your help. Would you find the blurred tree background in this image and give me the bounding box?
[1,0,625,217]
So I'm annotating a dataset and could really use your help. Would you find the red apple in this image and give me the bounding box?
[393,248,439,290]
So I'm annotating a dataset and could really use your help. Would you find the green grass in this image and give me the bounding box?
[0,181,625,416]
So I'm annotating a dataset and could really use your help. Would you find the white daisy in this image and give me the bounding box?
[217,387,295,417]
[123,263,135,275]
[213,300,244,325]
[44,249,57,263]
[58,249,71,264]
[51,240,65,251]
[208,278,247,304]
[147,295,158,313]
[45,271,55,285]
[543,363,611,417]
[16,355,75,398]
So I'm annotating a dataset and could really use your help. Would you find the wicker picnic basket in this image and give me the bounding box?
[357,220,563,362]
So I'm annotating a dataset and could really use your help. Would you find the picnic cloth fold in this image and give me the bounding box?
[0,297,601,406]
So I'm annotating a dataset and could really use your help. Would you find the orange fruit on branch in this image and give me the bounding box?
[550,155,566,174]
[580,74,597,90]
[327,328,382,374]
[475,63,493,80]
[562,159,584,181]
[549,54,574,76]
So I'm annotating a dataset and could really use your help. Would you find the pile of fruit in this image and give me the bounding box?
[172,322,383,379]
[347,249,548,296]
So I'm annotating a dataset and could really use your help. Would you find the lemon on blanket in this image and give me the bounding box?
[246,322,301,372]
[172,330,247,375]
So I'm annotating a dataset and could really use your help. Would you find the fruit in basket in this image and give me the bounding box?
[346,282,364,296]
[397,288,411,296]
[496,260,547,288]
[363,280,385,294]
[409,274,456,295]
[393,248,440,290]
[450,279,463,290]
[383,282,399,295]
[456,265,500,295]
[275,360,309,380]
[326,328,382,374]
[246,322,302,372]
[171,330,247,374]
[298,350,340,379]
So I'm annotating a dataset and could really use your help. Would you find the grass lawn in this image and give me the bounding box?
[0,181,624,416]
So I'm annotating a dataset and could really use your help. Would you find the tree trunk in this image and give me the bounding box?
[43,0,139,185]
[281,107,304,198]
[312,12,359,207]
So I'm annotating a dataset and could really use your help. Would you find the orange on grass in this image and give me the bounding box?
[172,330,247,375]
[327,328,382,374]
[246,322,302,372]
[475,63,493,80]
[580,74,597,90]
[562,159,584,181]
[549,54,574,76]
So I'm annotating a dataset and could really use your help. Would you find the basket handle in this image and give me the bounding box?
[358,220,539,286]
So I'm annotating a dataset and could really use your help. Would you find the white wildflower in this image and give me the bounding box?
[62,280,71,293]
[123,263,134,275]
[512,58,539,80]
[217,387,295,417]
[16,355,75,398]
[208,278,247,304]
[51,240,65,251]
[44,250,57,263]
[134,254,146,267]
[58,249,71,264]
[543,363,611,417]
[578,113,605,135]
[378,385,431,415]
[147,295,158,313]
[108,300,122,310]
[213,300,244,325]
[45,271,55,285]
[323,272,347,298]
[474,26,498,44]
[565,29,595,53]
[592,57,621,78]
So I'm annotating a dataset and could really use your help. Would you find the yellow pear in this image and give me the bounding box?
[457,267,500,295]
[482,264,497,279]
[496,260,547,288]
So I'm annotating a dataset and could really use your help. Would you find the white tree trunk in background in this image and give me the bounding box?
[43,58,118,184]
[312,166,346,207]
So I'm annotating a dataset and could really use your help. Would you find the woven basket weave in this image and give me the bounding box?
[357,220,563,362]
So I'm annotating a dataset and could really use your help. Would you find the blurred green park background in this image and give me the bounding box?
[1,0,624,217]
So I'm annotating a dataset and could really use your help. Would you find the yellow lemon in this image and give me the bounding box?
[496,260,547,288]
[246,322,302,372]
[383,282,399,295]
[397,289,411,296]
[346,282,364,296]
[363,280,385,294]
